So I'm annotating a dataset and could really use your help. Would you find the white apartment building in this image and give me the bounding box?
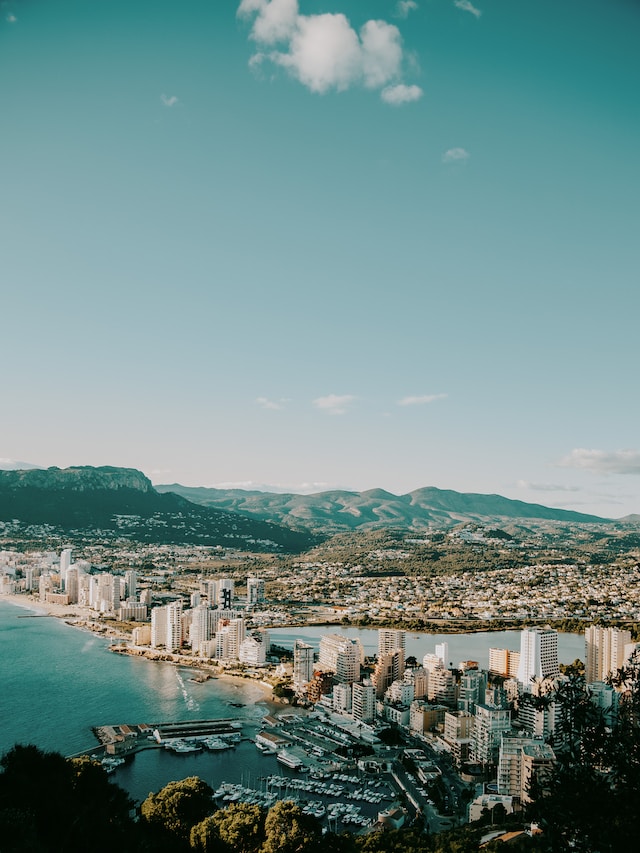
[497,732,555,804]
[238,635,267,666]
[516,628,559,689]
[151,601,183,652]
[216,618,245,661]
[318,634,363,684]
[118,602,148,622]
[190,604,215,655]
[378,629,406,656]
[333,682,352,713]
[352,680,376,722]
[385,679,414,706]
[472,704,512,766]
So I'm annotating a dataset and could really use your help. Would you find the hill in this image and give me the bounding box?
[0,467,316,552]
[155,482,608,533]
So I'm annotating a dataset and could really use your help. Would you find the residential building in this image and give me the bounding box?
[585,626,632,684]
[352,680,376,722]
[293,639,315,689]
[318,634,362,684]
[516,628,559,690]
[497,732,556,804]
[247,577,265,606]
[472,704,512,767]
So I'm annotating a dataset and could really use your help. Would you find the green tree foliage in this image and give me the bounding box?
[0,744,136,853]
[191,802,265,853]
[261,800,323,853]
[140,776,214,849]
[527,656,640,851]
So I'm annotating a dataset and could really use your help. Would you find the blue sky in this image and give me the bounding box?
[1,0,639,518]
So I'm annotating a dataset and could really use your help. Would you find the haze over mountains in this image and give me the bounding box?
[0,467,314,552]
[155,483,608,533]
[0,464,624,553]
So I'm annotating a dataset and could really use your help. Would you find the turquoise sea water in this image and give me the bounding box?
[0,599,584,803]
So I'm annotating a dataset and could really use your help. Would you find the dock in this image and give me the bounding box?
[93,718,243,754]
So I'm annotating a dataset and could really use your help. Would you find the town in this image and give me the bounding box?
[1,532,639,845]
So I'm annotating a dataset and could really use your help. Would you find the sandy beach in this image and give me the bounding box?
[0,591,280,708]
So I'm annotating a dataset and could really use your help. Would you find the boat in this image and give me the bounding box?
[165,739,202,754]
[204,736,233,751]
[101,756,125,773]
[276,750,304,770]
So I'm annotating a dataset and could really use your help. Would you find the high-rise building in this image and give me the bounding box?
[458,669,487,714]
[378,629,406,657]
[516,629,559,689]
[293,640,315,689]
[435,642,450,668]
[585,627,632,684]
[318,634,363,684]
[489,647,520,678]
[201,579,217,606]
[218,578,234,609]
[247,577,265,606]
[65,567,79,604]
[124,569,137,601]
[151,601,183,651]
[216,618,245,661]
[59,549,72,589]
[238,634,267,666]
[472,704,512,766]
[190,604,215,655]
[497,732,555,804]
[352,680,376,722]
[372,650,405,698]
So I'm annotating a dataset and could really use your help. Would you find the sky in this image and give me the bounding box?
[1,0,639,518]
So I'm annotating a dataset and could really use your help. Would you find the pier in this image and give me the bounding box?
[93,717,243,754]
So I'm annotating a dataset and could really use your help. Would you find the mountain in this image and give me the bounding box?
[155,482,609,532]
[0,467,316,552]
[0,459,42,471]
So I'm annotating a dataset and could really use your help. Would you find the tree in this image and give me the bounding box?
[261,800,322,853]
[191,802,265,853]
[0,744,136,853]
[527,656,640,851]
[140,776,214,849]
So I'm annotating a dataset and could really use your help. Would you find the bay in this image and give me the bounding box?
[0,599,585,805]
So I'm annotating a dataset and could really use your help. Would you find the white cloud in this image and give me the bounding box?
[442,146,470,163]
[208,480,335,494]
[313,393,355,415]
[256,396,285,410]
[6,14,17,23]
[398,393,447,406]
[559,448,640,476]
[160,94,179,107]
[516,479,581,493]
[454,0,482,18]
[381,83,423,105]
[238,0,298,45]
[395,2,418,19]
[238,1,419,100]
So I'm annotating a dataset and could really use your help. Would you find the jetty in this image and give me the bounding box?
[93,718,243,754]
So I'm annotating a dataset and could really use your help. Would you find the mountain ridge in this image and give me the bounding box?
[0,467,316,552]
[155,482,610,532]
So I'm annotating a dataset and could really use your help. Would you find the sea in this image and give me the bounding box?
[0,599,585,805]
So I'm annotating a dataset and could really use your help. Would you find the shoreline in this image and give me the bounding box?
[0,593,280,708]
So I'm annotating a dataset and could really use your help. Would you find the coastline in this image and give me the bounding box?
[0,592,279,708]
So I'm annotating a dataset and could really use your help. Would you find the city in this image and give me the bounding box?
[1,538,639,848]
